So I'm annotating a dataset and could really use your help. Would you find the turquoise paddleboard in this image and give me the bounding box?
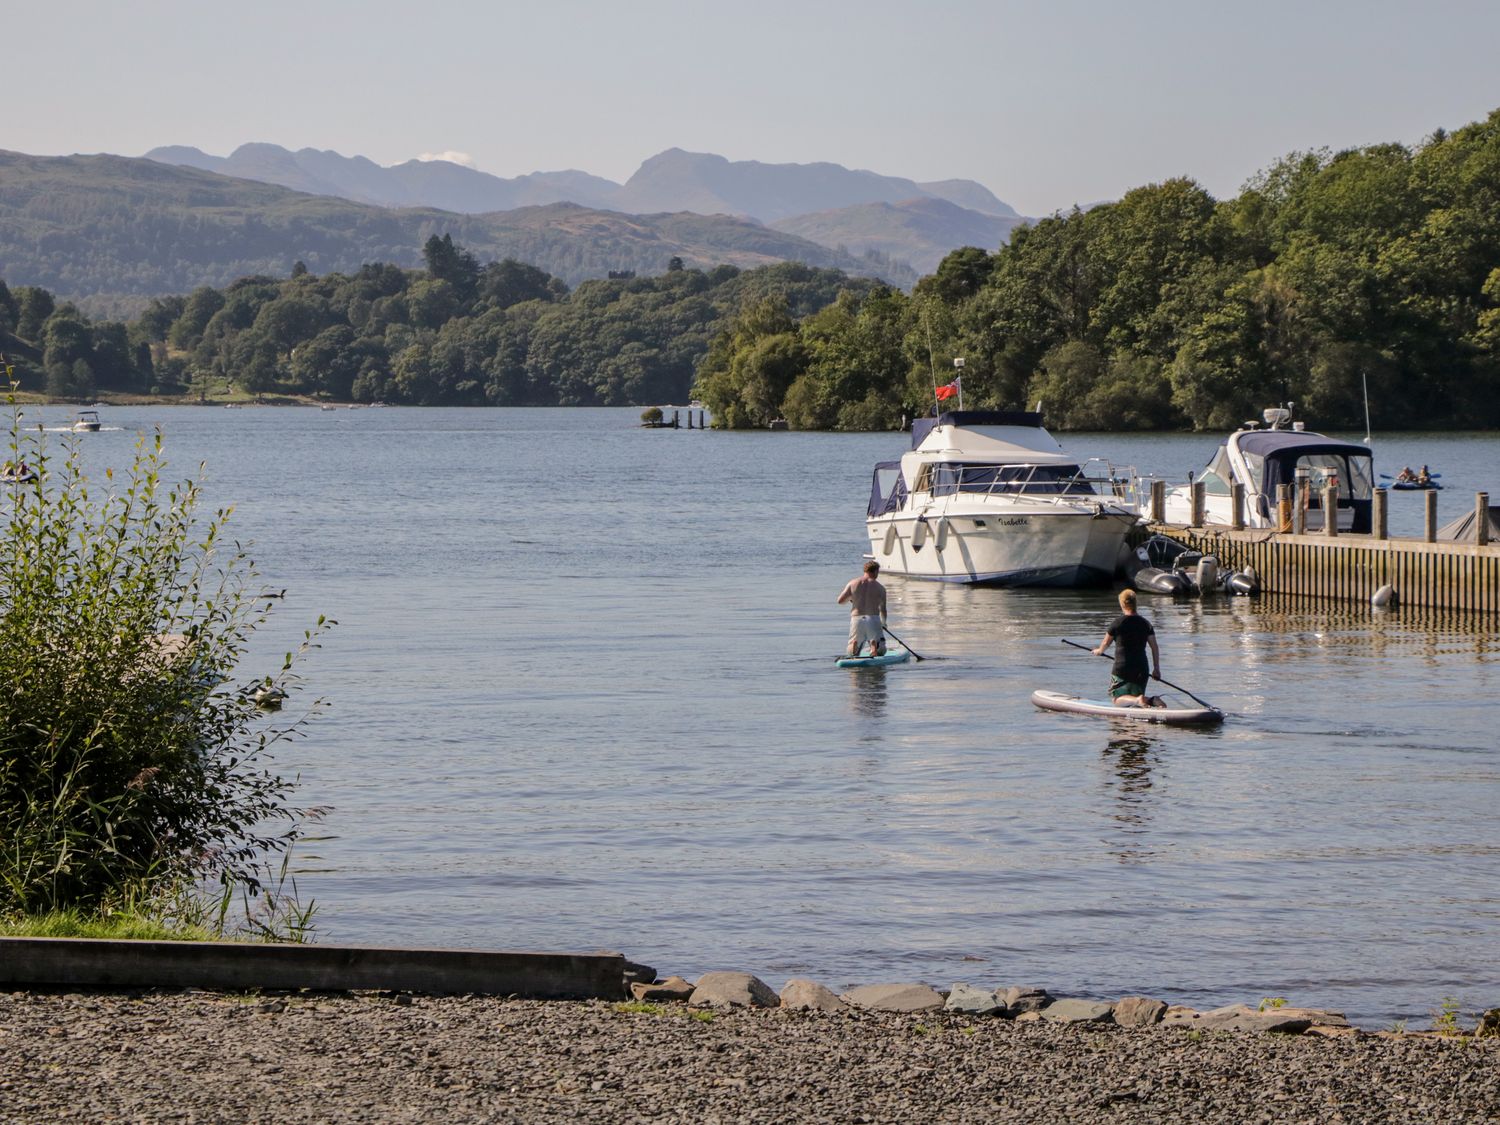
[835,650,911,668]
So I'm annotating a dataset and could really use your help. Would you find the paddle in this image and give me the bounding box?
[1060,638,1216,710]
[883,624,925,661]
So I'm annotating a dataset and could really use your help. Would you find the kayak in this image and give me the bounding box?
[1030,689,1223,726]
[835,650,911,669]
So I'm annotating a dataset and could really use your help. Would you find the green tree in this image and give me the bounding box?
[0,280,18,335]
[15,287,55,342]
[168,287,226,351]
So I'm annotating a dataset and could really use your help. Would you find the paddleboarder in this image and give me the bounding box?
[1093,588,1162,708]
[838,560,888,658]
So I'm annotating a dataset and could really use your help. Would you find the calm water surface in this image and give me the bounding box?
[49,406,1500,1025]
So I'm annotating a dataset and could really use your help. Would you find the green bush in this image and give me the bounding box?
[0,399,328,919]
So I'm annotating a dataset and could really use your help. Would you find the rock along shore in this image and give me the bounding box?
[2,986,1497,1123]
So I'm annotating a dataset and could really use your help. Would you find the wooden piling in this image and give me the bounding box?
[1293,482,1307,535]
[1425,490,1438,542]
[1190,481,1206,527]
[1150,479,1166,524]
[1479,492,1491,547]
[1230,482,1245,530]
[1324,483,1339,537]
[1373,488,1388,541]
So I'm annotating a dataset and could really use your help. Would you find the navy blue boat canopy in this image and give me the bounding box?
[1236,430,1374,530]
[1234,430,1372,462]
[868,461,908,517]
[910,410,1044,450]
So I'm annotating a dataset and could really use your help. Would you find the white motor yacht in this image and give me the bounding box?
[1162,406,1374,532]
[865,410,1139,586]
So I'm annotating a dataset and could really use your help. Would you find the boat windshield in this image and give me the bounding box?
[1296,453,1374,501]
[920,462,1095,497]
[1196,445,1234,496]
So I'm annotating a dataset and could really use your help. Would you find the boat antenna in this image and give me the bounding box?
[923,312,939,414]
[1361,370,1372,445]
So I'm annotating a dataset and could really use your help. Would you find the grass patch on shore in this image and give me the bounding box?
[613,1001,663,1015]
[611,1000,717,1023]
[0,909,219,942]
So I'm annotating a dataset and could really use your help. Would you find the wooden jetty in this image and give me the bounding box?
[640,407,707,429]
[1144,481,1500,614]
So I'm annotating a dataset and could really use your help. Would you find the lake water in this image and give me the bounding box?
[40,405,1500,1026]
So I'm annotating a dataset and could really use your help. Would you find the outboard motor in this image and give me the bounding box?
[1195,555,1220,594]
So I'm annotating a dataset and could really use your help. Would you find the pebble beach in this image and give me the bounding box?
[3,989,1498,1123]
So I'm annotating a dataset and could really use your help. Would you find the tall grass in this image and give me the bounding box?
[0,383,330,935]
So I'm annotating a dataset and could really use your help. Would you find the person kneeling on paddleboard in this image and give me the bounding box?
[838,561,888,658]
[1093,589,1162,708]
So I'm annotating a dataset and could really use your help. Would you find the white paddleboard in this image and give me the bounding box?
[1030,689,1223,725]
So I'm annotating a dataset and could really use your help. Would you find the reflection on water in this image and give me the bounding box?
[844,667,889,720]
[1102,734,1159,864]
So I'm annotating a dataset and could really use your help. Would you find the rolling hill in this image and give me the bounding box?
[770,197,1026,275]
[141,144,1028,279]
[0,150,916,302]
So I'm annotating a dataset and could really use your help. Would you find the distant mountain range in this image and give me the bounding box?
[0,149,913,305]
[142,144,1027,276]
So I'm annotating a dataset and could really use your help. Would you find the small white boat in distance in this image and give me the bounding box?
[71,410,101,432]
[1162,405,1374,532]
[865,410,1139,586]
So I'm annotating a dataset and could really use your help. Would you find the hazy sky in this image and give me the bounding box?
[11,0,1500,215]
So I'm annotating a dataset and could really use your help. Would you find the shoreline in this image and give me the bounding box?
[3,988,1496,1122]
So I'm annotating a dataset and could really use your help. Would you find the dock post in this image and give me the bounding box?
[1425,490,1438,543]
[1478,492,1491,547]
[1373,488,1389,540]
[1324,483,1339,537]
[1190,481,1205,527]
[1276,484,1292,531]
[672,409,680,428]
[1293,482,1306,535]
[1150,479,1165,524]
[1230,482,1245,530]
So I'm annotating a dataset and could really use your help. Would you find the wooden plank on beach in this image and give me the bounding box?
[0,937,628,999]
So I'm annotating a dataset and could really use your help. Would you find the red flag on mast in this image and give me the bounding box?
[935,378,960,401]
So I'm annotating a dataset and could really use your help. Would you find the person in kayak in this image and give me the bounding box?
[1093,588,1162,707]
[838,560,888,658]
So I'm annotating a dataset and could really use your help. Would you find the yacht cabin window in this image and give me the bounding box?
[914,462,1094,497]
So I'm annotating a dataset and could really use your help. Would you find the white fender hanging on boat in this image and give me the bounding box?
[911,517,928,550]
[934,517,949,550]
[882,523,897,555]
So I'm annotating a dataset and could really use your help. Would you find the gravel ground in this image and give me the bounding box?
[2,990,1497,1123]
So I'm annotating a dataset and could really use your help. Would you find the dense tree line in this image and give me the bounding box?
[696,108,1500,430]
[0,242,869,405]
